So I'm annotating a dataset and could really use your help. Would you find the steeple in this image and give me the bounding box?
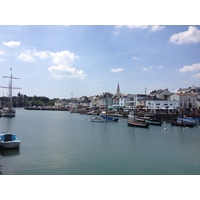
[116,83,120,96]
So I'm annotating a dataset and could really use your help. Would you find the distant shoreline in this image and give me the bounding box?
[24,107,69,111]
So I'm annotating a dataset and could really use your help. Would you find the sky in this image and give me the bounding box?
[0,25,200,99]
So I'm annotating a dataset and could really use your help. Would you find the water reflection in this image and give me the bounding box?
[0,148,20,157]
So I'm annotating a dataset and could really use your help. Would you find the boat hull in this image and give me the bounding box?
[145,119,163,126]
[0,141,20,149]
[101,115,119,122]
[127,120,149,128]
[1,112,15,117]
[0,107,16,117]
[171,119,195,127]
[0,133,20,149]
[90,116,106,123]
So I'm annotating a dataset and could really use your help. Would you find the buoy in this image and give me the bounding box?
[164,128,167,131]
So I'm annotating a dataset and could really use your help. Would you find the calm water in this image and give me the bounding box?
[0,108,200,175]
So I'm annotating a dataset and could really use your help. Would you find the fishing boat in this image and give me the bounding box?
[127,100,149,128]
[0,133,20,149]
[127,119,149,128]
[177,116,199,125]
[171,118,195,127]
[0,68,21,117]
[144,114,163,126]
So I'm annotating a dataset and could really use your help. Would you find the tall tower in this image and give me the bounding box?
[116,83,120,96]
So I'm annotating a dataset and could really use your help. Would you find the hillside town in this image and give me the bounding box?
[15,84,200,115]
[1,84,200,118]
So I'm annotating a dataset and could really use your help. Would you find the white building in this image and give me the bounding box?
[54,99,67,108]
[149,89,171,99]
[96,92,113,109]
[170,93,198,109]
[146,100,179,111]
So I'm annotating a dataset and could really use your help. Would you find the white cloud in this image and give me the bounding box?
[0,51,5,61]
[169,26,200,44]
[157,65,163,69]
[111,68,124,72]
[143,66,153,71]
[179,63,200,72]
[49,50,78,65]
[113,31,119,36]
[33,50,49,59]
[150,25,165,32]
[48,50,86,79]
[0,51,5,55]
[127,25,149,30]
[132,56,139,60]
[48,64,86,79]
[3,40,21,47]
[192,73,200,78]
[17,52,35,62]
[122,25,164,32]
[17,49,86,79]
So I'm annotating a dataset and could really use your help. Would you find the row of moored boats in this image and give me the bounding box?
[90,112,200,128]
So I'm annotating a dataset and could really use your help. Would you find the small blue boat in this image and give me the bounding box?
[0,133,20,149]
[101,115,119,122]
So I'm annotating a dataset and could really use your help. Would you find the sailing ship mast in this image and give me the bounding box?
[0,68,21,116]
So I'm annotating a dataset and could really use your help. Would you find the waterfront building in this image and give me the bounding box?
[54,99,67,108]
[113,94,127,110]
[125,94,147,109]
[79,96,90,107]
[125,94,135,109]
[96,92,113,109]
[145,99,179,113]
[149,89,171,100]
[89,95,98,109]
[177,85,200,94]
[171,93,198,110]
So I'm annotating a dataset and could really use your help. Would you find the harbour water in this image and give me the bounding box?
[0,108,200,175]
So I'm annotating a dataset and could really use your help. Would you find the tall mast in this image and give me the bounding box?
[10,68,13,108]
[0,68,21,108]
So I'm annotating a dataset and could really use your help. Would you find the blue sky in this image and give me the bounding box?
[0,25,200,99]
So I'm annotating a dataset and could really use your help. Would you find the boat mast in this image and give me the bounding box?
[0,68,21,108]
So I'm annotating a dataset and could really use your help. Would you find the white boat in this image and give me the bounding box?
[90,116,106,122]
[0,68,21,117]
[0,133,20,149]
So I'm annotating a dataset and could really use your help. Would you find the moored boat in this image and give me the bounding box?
[171,118,195,127]
[145,119,163,125]
[0,107,16,117]
[127,119,149,128]
[90,116,106,123]
[177,116,199,125]
[101,115,119,122]
[0,133,20,149]
[0,68,21,117]
[145,115,164,126]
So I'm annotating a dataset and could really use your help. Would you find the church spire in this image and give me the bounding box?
[116,83,120,95]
